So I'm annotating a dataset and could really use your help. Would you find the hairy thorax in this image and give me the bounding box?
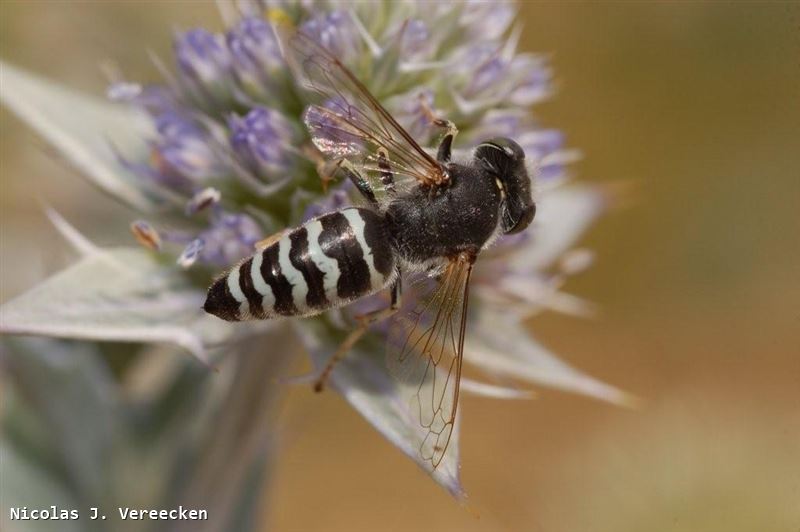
[384,163,501,263]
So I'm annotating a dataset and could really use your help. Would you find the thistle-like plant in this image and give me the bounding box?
[0,0,633,515]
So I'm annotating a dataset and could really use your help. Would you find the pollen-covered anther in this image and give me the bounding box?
[266,8,293,29]
[130,220,162,251]
[186,187,221,215]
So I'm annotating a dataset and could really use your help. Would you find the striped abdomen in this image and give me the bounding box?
[204,208,395,321]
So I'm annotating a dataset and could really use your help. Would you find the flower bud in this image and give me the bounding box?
[229,107,295,180]
[226,17,284,100]
[155,112,222,181]
[300,11,360,61]
[174,29,232,104]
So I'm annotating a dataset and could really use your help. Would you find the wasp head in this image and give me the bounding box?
[474,137,536,235]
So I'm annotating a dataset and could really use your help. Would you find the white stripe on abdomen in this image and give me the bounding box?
[304,219,341,302]
[226,265,250,318]
[250,250,276,314]
[276,234,309,313]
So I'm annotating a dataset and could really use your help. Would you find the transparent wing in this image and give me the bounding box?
[282,29,446,193]
[387,255,474,469]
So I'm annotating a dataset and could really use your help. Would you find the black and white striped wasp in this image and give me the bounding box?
[204,30,536,468]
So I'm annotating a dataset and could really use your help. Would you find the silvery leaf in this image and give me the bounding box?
[467,310,638,408]
[2,338,119,506]
[0,247,241,363]
[294,321,465,499]
[167,329,293,532]
[0,61,155,212]
[0,442,84,532]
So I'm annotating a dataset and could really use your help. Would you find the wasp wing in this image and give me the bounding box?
[282,29,445,194]
[387,255,474,469]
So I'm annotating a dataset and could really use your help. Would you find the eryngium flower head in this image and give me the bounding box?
[0,0,633,498]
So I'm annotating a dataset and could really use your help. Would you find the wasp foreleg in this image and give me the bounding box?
[434,119,458,163]
[419,97,459,163]
[313,276,402,393]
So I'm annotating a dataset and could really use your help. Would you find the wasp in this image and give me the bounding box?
[203,30,535,468]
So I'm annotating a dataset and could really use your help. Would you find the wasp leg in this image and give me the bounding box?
[376,147,396,195]
[313,276,402,393]
[419,97,459,163]
[254,229,289,250]
[302,144,338,193]
[433,119,458,163]
[337,159,379,206]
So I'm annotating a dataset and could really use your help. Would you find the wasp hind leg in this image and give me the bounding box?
[337,159,380,206]
[254,229,289,250]
[376,147,396,195]
[313,276,402,393]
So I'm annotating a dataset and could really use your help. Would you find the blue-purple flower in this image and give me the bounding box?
[229,106,297,179]
[227,17,287,103]
[154,111,224,182]
[300,11,361,61]
[175,28,233,105]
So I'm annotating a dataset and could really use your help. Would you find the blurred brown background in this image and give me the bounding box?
[1,2,798,531]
